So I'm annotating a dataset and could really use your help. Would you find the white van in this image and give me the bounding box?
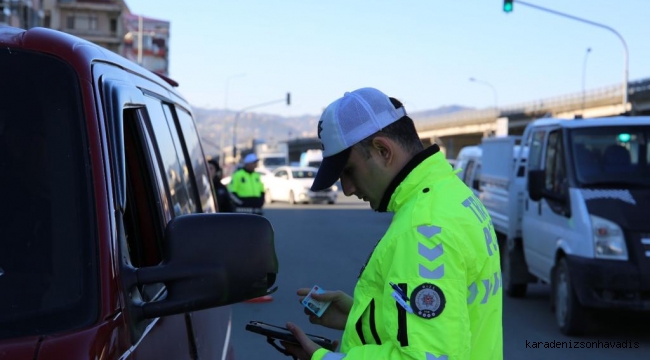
[454,146,482,195]
[479,116,650,335]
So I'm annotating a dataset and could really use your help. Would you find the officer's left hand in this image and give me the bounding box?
[281,322,338,360]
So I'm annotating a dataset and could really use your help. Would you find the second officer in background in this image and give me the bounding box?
[228,153,265,215]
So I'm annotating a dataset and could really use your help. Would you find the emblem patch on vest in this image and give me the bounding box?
[410,283,445,319]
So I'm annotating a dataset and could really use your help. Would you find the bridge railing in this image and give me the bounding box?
[412,108,499,130]
[413,78,650,132]
[500,84,621,116]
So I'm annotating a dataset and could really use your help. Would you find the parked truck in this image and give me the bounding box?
[478,116,650,335]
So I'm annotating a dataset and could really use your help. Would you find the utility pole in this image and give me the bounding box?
[232,93,292,160]
[137,15,143,65]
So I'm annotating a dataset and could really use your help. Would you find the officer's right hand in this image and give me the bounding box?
[297,288,353,331]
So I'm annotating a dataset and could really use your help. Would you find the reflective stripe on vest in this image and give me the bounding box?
[322,352,346,360]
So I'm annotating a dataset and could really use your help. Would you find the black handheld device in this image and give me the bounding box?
[245,321,337,351]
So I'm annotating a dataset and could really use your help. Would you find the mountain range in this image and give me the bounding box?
[193,105,470,157]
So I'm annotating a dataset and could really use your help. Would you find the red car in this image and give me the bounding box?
[0,26,278,360]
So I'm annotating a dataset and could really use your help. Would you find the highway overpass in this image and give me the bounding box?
[279,78,650,163]
[414,78,650,158]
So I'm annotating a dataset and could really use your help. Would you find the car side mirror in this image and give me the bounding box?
[542,187,568,205]
[121,213,278,321]
[528,169,545,202]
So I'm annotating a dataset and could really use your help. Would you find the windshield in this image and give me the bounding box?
[263,157,286,167]
[292,170,317,179]
[570,125,650,187]
[0,49,97,340]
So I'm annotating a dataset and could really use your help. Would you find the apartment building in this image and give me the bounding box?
[0,0,44,28]
[2,1,169,76]
[122,12,170,75]
[42,0,124,54]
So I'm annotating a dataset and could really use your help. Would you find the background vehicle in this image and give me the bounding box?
[264,166,337,204]
[0,26,278,359]
[241,142,289,172]
[455,145,528,197]
[478,116,650,335]
[454,145,482,196]
[299,149,323,168]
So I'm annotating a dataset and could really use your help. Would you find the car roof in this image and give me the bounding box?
[530,116,650,129]
[456,146,482,159]
[0,26,187,107]
[275,166,318,172]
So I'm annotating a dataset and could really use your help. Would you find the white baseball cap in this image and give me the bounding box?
[311,87,406,191]
[243,153,259,164]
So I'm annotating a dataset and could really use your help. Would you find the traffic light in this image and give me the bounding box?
[286,92,291,105]
[503,0,513,13]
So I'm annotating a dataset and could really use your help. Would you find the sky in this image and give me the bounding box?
[125,0,650,118]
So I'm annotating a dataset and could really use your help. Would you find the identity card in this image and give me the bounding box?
[301,285,331,318]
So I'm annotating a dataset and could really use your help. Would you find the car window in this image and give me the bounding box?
[0,48,97,340]
[263,157,286,167]
[123,109,166,270]
[527,130,546,171]
[142,95,193,216]
[120,104,168,340]
[544,130,567,197]
[472,163,482,191]
[164,105,215,213]
[292,170,316,179]
[463,160,476,184]
[275,170,287,178]
[570,125,650,186]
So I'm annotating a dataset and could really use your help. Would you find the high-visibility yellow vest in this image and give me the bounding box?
[313,146,503,360]
[227,169,264,198]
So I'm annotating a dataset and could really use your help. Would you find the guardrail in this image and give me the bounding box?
[414,78,650,132]
[413,108,500,130]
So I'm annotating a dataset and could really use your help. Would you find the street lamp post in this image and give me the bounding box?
[513,0,629,111]
[137,15,143,65]
[220,73,245,166]
[582,47,592,113]
[232,93,292,159]
[469,77,499,110]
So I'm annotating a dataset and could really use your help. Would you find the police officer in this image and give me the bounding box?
[283,88,503,360]
[228,153,265,215]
